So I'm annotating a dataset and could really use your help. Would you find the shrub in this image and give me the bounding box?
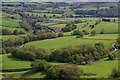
[31,60,51,72]
[46,64,84,79]
[58,32,64,37]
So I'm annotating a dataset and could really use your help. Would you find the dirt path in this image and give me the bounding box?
[111,42,118,54]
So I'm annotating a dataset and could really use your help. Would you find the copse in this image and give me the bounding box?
[91,30,97,36]
[49,43,108,64]
[31,60,51,72]
[11,46,50,61]
[58,32,64,37]
[46,64,84,79]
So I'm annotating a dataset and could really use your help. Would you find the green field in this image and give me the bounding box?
[49,24,66,28]
[83,34,118,40]
[76,22,118,34]
[1,54,118,78]
[2,18,20,28]
[2,34,26,41]
[2,54,31,69]
[25,36,115,50]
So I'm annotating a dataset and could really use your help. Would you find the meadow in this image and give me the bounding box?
[1,53,118,78]
[1,2,119,78]
[25,36,115,50]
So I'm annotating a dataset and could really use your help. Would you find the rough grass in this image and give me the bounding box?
[25,36,115,50]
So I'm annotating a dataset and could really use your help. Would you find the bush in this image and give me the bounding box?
[58,32,64,37]
[91,30,97,36]
[31,60,51,72]
[46,64,84,79]
[111,68,120,77]
[72,30,80,35]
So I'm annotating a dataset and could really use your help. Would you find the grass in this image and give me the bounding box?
[76,22,118,34]
[79,58,118,78]
[2,54,31,69]
[25,36,115,50]
[2,18,20,28]
[83,34,118,40]
[2,34,26,41]
[1,54,118,78]
[2,27,26,32]
[49,24,66,28]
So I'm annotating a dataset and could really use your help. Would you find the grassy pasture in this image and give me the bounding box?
[42,23,57,26]
[2,27,26,32]
[2,34,26,41]
[2,54,31,69]
[2,18,20,28]
[79,58,118,78]
[2,11,22,19]
[76,22,118,34]
[25,36,114,50]
[83,34,118,40]
[1,54,118,78]
[49,24,66,28]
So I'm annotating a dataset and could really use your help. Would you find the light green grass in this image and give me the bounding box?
[2,27,26,32]
[2,18,20,28]
[2,34,26,40]
[79,58,118,78]
[2,54,31,69]
[42,23,57,26]
[83,34,118,40]
[76,22,118,34]
[25,36,115,50]
[49,24,66,28]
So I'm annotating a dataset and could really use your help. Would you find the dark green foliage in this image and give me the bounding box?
[2,28,12,35]
[100,29,104,34]
[62,24,77,32]
[49,43,108,64]
[111,68,120,77]
[72,30,80,35]
[13,29,19,35]
[82,30,89,35]
[31,60,51,72]
[2,48,7,54]
[46,64,84,79]
[58,32,64,37]
[11,46,49,61]
[91,30,97,36]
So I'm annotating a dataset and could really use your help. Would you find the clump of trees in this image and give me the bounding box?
[72,30,89,36]
[11,46,49,61]
[49,43,109,64]
[61,23,77,32]
[2,33,57,48]
[91,30,97,36]
[31,60,51,72]
[46,64,84,79]
[111,68,120,77]
[58,32,64,37]
[2,29,25,35]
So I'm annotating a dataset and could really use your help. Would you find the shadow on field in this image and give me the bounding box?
[21,70,44,77]
[7,55,30,62]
